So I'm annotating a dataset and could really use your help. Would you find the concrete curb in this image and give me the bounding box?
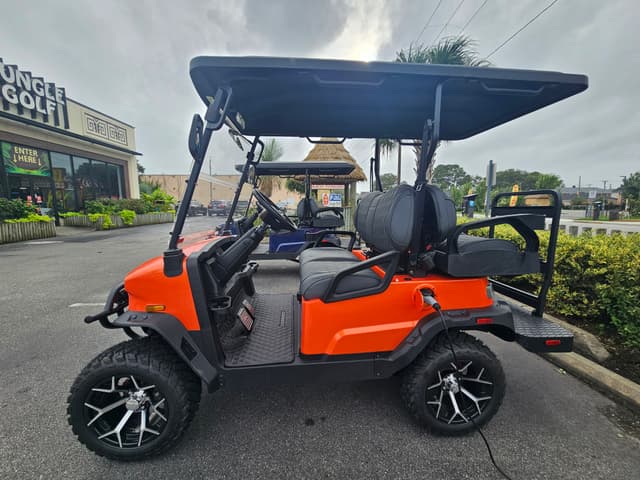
[542,352,640,412]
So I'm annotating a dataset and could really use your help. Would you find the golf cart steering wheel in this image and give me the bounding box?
[252,189,297,232]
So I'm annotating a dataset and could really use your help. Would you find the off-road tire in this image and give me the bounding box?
[401,331,505,435]
[68,336,201,461]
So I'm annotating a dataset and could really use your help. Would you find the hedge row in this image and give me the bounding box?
[465,222,640,347]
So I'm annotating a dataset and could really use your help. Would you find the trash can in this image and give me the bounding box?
[463,194,478,218]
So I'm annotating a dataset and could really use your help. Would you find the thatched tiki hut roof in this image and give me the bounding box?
[299,139,366,215]
[301,139,367,184]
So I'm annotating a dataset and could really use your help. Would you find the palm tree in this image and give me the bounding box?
[259,139,284,197]
[378,138,402,186]
[396,36,490,182]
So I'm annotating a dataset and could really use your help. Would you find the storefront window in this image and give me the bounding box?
[91,160,110,198]
[107,163,124,198]
[72,156,94,206]
[50,152,77,211]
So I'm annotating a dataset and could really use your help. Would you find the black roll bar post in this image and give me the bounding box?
[224,136,262,232]
[408,82,443,272]
[164,87,232,276]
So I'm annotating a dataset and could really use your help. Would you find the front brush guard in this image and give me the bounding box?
[83,283,139,338]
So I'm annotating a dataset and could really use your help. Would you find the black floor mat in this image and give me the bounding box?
[224,293,296,367]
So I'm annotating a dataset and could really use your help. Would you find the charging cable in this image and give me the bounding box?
[423,293,514,480]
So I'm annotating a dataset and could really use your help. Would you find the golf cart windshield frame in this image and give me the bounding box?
[163,83,442,275]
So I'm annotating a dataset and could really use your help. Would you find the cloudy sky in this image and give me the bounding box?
[2,0,638,190]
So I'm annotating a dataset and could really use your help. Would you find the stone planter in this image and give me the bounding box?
[0,221,56,244]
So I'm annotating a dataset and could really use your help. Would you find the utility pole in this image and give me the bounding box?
[209,155,213,203]
[485,159,496,217]
[396,141,402,186]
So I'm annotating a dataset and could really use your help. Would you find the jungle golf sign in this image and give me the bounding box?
[0,57,69,129]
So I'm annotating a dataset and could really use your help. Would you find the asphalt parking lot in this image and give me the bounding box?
[1,216,639,479]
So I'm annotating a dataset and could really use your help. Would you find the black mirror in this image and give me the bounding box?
[188,114,204,158]
[228,128,244,151]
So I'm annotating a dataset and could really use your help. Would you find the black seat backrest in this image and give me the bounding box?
[354,184,416,253]
[421,185,457,245]
[296,197,320,221]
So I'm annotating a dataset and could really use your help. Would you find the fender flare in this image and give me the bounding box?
[111,312,219,388]
[374,301,515,378]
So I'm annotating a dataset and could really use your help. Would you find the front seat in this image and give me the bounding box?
[298,185,415,302]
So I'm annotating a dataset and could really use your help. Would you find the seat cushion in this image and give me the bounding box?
[299,247,358,264]
[299,260,381,300]
[310,210,344,228]
[434,234,540,277]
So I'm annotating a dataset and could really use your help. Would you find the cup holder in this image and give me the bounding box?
[208,296,232,311]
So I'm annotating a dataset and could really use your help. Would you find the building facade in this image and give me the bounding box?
[140,174,302,207]
[0,56,140,216]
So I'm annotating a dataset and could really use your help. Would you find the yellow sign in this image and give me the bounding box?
[509,184,519,207]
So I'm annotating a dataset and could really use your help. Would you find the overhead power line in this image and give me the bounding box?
[415,0,444,44]
[459,0,489,35]
[430,0,466,47]
[486,0,560,59]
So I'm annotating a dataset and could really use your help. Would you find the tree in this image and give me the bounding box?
[395,36,490,182]
[137,161,145,174]
[432,164,471,191]
[495,169,563,192]
[259,139,284,197]
[621,172,640,200]
[380,173,398,191]
[285,178,305,194]
[535,173,563,190]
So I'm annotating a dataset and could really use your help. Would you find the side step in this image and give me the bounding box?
[509,303,573,353]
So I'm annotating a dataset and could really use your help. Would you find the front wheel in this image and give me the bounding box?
[401,332,505,435]
[68,337,201,460]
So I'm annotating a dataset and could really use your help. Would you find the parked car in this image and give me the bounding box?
[176,200,207,216]
[235,200,250,215]
[208,200,229,216]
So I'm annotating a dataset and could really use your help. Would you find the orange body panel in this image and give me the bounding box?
[125,237,219,331]
[301,273,492,355]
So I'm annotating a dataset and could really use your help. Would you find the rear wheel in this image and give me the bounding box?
[401,332,505,435]
[68,337,201,460]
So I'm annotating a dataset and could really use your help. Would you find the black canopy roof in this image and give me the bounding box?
[234,161,355,176]
[190,56,588,141]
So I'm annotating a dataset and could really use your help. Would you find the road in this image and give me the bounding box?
[1,216,638,480]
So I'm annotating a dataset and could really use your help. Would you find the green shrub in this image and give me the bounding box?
[119,209,136,226]
[4,213,52,223]
[59,212,82,218]
[0,198,37,221]
[85,200,107,214]
[141,188,175,213]
[117,199,148,214]
[87,212,113,229]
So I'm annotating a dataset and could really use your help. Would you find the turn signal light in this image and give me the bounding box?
[476,317,493,325]
[145,304,166,312]
[545,339,561,346]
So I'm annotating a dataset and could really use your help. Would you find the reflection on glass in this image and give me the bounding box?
[51,152,76,211]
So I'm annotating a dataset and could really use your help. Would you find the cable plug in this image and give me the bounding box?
[421,289,441,311]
